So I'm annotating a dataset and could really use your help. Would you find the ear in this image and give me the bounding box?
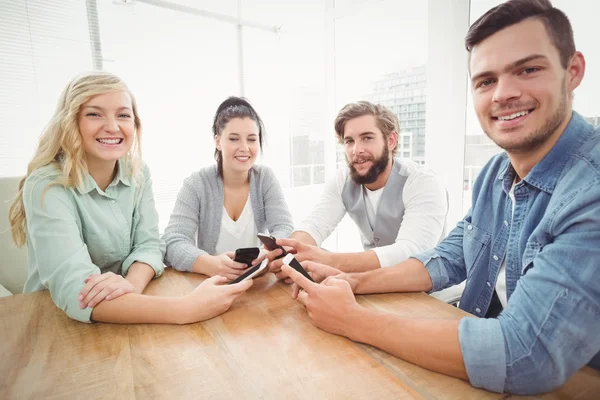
[214,135,221,151]
[566,51,586,93]
[387,131,398,152]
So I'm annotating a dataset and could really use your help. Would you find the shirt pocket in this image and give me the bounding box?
[463,222,492,277]
[82,229,109,267]
[521,241,541,275]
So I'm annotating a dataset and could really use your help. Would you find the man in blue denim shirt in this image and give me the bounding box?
[280,0,600,395]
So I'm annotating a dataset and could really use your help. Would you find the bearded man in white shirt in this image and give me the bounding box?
[269,101,448,281]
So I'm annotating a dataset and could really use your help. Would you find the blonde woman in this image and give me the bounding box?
[9,72,252,324]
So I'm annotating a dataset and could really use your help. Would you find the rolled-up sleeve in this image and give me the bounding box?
[23,176,98,323]
[262,167,294,238]
[122,166,165,277]
[373,169,447,268]
[412,213,469,292]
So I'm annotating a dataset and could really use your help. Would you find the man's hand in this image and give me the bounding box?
[290,260,343,299]
[268,238,330,283]
[282,264,365,339]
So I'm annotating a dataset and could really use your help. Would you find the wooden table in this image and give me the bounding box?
[1,268,599,399]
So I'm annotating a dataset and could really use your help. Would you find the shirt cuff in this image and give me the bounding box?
[292,226,324,247]
[459,317,507,393]
[63,286,93,323]
[122,252,165,277]
[372,246,398,268]
[411,249,449,292]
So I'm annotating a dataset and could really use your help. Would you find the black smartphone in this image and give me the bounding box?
[228,259,269,285]
[234,247,260,267]
[257,233,287,259]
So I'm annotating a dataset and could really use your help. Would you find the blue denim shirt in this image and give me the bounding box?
[414,112,600,395]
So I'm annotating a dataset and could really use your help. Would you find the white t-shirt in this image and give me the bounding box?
[496,181,517,308]
[214,198,261,255]
[295,159,448,268]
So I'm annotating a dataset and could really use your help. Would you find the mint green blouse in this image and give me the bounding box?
[22,160,165,322]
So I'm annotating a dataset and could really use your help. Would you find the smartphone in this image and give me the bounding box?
[282,253,314,282]
[234,247,260,267]
[257,233,287,259]
[228,259,269,285]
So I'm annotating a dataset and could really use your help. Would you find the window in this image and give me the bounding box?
[1,1,93,177]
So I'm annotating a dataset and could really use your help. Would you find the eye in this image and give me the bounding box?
[476,78,495,89]
[363,136,373,141]
[229,138,238,141]
[118,113,132,119]
[521,67,539,75]
[86,112,101,117]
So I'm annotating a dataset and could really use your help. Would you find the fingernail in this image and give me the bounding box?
[79,302,84,309]
[78,294,83,300]
[106,295,111,300]
[89,302,94,307]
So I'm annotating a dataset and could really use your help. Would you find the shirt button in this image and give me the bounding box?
[504,220,509,226]
[373,237,380,242]
[475,308,481,314]
[493,255,499,261]
[487,282,491,287]
[467,225,473,231]
[111,200,116,204]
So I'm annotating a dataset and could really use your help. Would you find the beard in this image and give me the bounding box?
[348,145,390,185]
[485,78,568,153]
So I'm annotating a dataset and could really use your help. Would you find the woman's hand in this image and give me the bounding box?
[180,275,253,323]
[194,252,251,281]
[78,271,137,309]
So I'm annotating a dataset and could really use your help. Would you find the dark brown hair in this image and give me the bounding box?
[465,0,575,68]
[334,101,399,155]
[212,96,265,177]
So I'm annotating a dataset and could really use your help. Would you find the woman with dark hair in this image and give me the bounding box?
[163,97,293,280]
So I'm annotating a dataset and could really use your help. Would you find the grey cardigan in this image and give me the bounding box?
[162,164,293,272]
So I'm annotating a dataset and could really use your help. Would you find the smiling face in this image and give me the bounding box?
[78,91,135,166]
[215,117,260,175]
[343,114,393,184]
[470,18,575,154]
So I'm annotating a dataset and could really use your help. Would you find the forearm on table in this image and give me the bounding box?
[352,258,433,294]
[326,250,380,272]
[91,293,187,324]
[126,262,156,293]
[349,308,467,380]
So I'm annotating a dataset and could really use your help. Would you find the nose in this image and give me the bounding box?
[492,76,521,104]
[104,117,120,133]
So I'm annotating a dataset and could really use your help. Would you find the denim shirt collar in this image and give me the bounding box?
[78,158,132,195]
[496,111,590,194]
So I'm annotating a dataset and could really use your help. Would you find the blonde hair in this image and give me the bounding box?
[9,71,143,247]
[334,101,399,155]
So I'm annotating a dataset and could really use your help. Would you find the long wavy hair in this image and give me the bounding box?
[9,71,143,247]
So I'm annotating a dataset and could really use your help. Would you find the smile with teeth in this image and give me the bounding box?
[97,138,123,145]
[235,155,250,161]
[355,159,371,165]
[494,109,532,121]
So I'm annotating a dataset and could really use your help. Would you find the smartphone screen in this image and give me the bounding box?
[257,234,287,259]
[229,259,268,285]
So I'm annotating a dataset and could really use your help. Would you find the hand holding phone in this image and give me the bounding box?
[282,254,314,282]
[228,259,269,285]
[233,247,260,267]
[257,234,287,259]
